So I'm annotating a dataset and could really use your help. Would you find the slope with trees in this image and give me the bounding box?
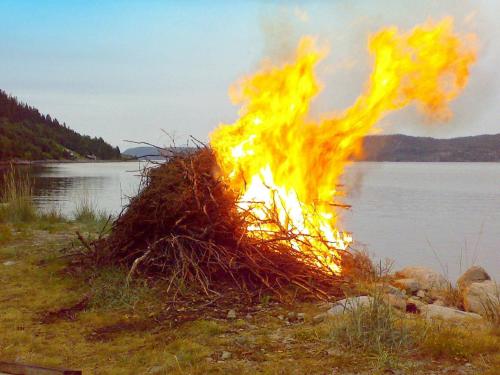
[0,90,121,160]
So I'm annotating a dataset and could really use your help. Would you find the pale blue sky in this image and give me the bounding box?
[1,0,498,150]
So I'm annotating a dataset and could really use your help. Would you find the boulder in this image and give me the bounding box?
[226,309,236,320]
[374,283,406,298]
[457,266,491,291]
[462,280,499,315]
[420,304,482,322]
[395,266,450,291]
[327,296,373,316]
[393,278,420,294]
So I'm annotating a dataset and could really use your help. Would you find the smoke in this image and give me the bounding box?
[310,0,499,138]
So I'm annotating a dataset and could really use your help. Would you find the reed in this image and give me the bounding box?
[0,167,37,223]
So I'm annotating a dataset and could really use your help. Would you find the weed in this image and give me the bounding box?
[419,320,499,359]
[89,267,153,310]
[330,289,415,354]
[0,167,37,223]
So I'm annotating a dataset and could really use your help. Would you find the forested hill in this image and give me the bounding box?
[361,134,500,162]
[0,90,121,160]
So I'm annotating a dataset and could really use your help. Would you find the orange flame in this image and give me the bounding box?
[210,18,477,274]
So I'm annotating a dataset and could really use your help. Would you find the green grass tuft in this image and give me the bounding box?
[89,267,153,310]
[0,167,37,223]
[330,290,415,354]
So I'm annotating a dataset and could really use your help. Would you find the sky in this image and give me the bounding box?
[1,0,499,151]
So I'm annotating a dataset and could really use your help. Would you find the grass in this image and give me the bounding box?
[0,167,112,236]
[330,290,414,354]
[0,219,498,373]
[0,167,37,223]
[88,267,154,310]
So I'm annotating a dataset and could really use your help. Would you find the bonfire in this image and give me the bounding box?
[91,18,476,303]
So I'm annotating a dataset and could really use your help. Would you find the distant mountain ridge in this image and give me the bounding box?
[361,133,500,162]
[123,146,195,160]
[124,134,500,162]
[0,89,121,160]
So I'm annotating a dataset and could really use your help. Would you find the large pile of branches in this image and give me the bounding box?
[91,148,369,302]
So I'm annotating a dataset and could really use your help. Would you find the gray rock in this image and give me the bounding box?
[457,266,491,291]
[287,311,297,321]
[416,290,426,298]
[227,309,236,320]
[394,278,420,293]
[462,280,499,315]
[245,313,252,321]
[327,296,373,316]
[395,266,450,291]
[420,304,482,322]
[375,283,406,298]
[221,351,232,360]
[148,366,165,374]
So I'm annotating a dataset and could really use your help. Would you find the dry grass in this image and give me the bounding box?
[0,167,37,223]
[0,222,499,374]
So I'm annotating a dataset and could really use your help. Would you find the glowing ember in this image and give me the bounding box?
[210,18,477,274]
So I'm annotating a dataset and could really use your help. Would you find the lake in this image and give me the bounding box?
[6,161,500,281]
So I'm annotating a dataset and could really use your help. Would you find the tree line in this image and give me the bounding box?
[0,90,121,160]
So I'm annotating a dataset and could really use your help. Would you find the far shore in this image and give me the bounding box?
[0,158,132,167]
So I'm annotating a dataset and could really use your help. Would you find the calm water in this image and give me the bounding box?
[9,162,500,280]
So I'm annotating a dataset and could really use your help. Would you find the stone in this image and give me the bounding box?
[394,278,420,294]
[287,311,297,321]
[245,314,252,321]
[457,266,491,291]
[375,283,406,298]
[419,304,482,322]
[312,313,327,324]
[2,260,16,266]
[221,351,232,360]
[416,290,426,298]
[327,296,373,316]
[382,294,406,310]
[433,299,446,306]
[148,366,165,374]
[297,313,305,321]
[227,309,236,320]
[462,280,499,315]
[407,297,425,308]
[406,297,426,313]
[395,266,450,291]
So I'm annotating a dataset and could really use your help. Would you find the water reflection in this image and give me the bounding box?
[2,161,499,280]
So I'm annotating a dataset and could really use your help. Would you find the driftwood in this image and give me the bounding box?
[0,362,81,375]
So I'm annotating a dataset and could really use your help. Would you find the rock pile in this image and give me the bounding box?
[323,265,498,323]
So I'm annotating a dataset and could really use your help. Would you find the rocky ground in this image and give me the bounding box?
[0,222,498,374]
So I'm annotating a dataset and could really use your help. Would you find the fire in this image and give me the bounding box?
[210,18,477,274]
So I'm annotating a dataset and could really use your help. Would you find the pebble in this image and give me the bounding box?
[148,366,165,374]
[227,309,236,320]
[221,351,232,360]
